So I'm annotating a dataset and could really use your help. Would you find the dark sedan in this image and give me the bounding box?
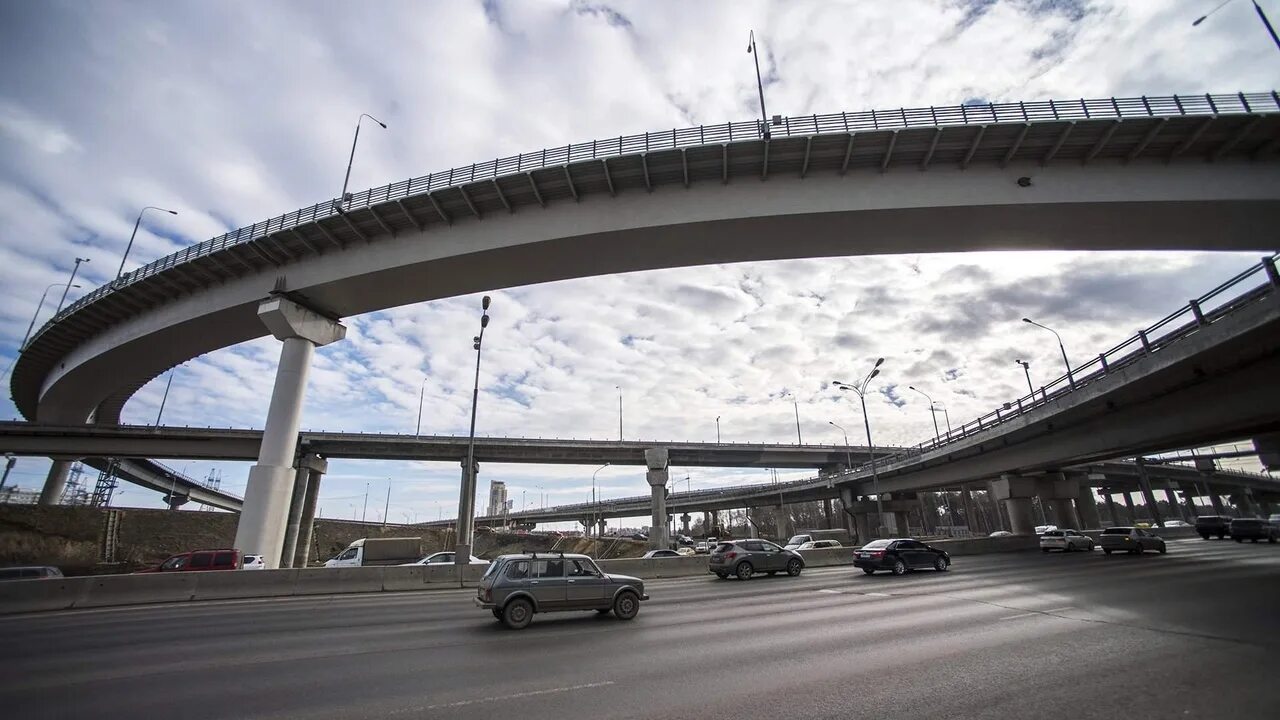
[854,538,951,576]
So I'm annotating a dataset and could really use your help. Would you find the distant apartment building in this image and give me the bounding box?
[486,480,508,517]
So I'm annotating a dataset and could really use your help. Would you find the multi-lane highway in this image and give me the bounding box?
[4,540,1278,719]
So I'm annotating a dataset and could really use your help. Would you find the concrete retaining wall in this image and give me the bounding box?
[0,535,1042,614]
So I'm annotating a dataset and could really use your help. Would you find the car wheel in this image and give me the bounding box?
[1251,538,1259,544]
[1200,533,1210,540]
[1218,533,1225,539]
[1236,538,1244,543]
[1042,548,1050,554]
[596,608,611,615]
[891,559,907,576]
[786,558,803,577]
[1158,544,1167,554]
[714,572,730,580]
[1103,548,1112,555]
[1087,541,1095,551]
[766,571,777,576]
[491,608,502,620]
[933,556,949,572]
[1270,536,1277,544]
[502,598,533,630]
[861,568,876,575]
[612,591,640,620]
[735,561,754,581]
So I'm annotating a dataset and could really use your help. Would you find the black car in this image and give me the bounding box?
[853,538,950,576]
[1195,515,1230,540]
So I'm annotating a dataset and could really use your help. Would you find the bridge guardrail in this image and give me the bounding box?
[28,92,1279,350]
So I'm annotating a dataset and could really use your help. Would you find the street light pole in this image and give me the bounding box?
[456,295,492,566]
[1015,359,1034,395]
[116,206,177,280]
[615,385,623,441]
[1022,318,1074,389]
[832,358,886,537]
[747,30,771,139]
[1194,0,1280,51]
[828,421,854,471]
[415,377,427,436]
[906,386,941,442]
[592,462,609,537]
[716,416,721,444]
[338,113,388,211]
[782,391,803,444]
[54,258,90,316]
[935,403,952,435]
[155,367,179,425]
[19,282,81,351]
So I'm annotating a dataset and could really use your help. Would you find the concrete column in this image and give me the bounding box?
[745,508,760,538]
[990,474,1037,536]
[703,510,714,535]
[234,298,345,568]
[645,448,669,550]
[1076,484,1102,530]
[1135,460,1163,527]
[37,458,76,506]
[893,510,911,536]
[855,512,872,543]
[775,505,792,538]
[680,513,691,534]
[1164,484,1186,522]
[917,495,934,534]
[1208,488,1226,515]
[597,519,607,537]
[1102,488,1120,525]
[1122,491,1138,523]
[279,467,310,568]
[823,498,833,529]
[1178,483,1200,520]
[1230,491,1255,517]
[959,487,975,533]
[293,460,324,568]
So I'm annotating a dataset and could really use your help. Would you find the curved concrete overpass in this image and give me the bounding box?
[11,92,1280,424]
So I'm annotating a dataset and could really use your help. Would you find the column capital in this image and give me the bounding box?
[258,297,346,347]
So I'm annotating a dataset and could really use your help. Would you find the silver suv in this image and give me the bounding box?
[475,552,648,630]
[708,539,805,580]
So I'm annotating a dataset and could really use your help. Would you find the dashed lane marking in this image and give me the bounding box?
[400,681,616,713]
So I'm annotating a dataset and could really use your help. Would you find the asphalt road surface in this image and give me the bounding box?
[4,539,1278,719]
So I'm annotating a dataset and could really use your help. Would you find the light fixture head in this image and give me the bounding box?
[480,314,489,328]
[874,357,884,367]
[1022,318,1033,323]
[482,295,491,310]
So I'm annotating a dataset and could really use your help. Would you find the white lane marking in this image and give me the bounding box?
[865,592,891,597]
[405,681,616,712]
[999,612,1040,621]
[1044,606,1075,613]
[818,589,844,594]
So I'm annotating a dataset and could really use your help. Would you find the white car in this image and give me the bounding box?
[242,554,266,570]
[794,540,843,551]
[641,549,682,559]
[1034,525,1058,535]
[694,541,709,554]
[1040,529,1094,552]
[1161,520,1191,528]
[989,531,1013,537]
[400,551,488,566]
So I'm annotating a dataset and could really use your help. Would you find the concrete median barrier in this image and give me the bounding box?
[192,569,299,601]
[293,567,387,596]
[0,576,93,613]
[76,573,199,609]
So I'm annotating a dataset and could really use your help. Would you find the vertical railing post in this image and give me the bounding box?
[1138,330,1152,354]
[1263,255,1280,287]
[1189,299,1206,326]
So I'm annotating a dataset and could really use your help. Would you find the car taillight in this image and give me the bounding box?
[481,588,491,602]
[871,551,885,558]
[724,552,737,561]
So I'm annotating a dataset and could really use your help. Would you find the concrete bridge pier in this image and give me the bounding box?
[283,453,328,568]
[597,519,607,537]
[645,448,670,550]
[37,457,78,506]
[1038,475,1081,530]
[774,505,793,538]
[233,298,346,569]
[1121,491,1139,523]
[823,499,833,529]
[990,475,1037,536]
[1075,482,1102,530]
[681,514,691,534]
[1135,461,1164,527]
[1208,487,1226,515]
[1229,491,1256,517]
[1177,483,1201,520]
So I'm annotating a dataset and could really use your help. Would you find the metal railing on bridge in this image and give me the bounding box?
[33,91,1279,345]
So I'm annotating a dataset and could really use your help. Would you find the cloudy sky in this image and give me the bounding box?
[0,0,1276,527]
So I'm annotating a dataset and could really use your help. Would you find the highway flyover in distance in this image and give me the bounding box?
[4,539,1277,719]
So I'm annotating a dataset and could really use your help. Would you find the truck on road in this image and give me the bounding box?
[324,537,422,568]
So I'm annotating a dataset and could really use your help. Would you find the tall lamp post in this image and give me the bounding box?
[782,390,803,444]
[415,377,428,436]
[906,385,941,442]
[1193,0,1280,51]
[337,113,388,212]
[615,385,623,441]
[54,258,90,316]
[116,206,177,280]
[715,416,721,444]
[1022,317,1074,390]
[154,365,182,425]
[592,462,609,537]
[934,402,953,435]
[832,358,886,537]
[455,295,491,566]
[19,282,81,351]
[828,421,854,471]
[1015,359,1034,395]
[746,30,772,139]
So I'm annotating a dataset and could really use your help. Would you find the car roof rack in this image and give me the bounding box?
[520,550,567,558]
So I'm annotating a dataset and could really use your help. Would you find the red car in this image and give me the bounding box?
[136,549,243,573]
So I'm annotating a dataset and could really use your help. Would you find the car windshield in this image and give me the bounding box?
[712,543,734,553]
[786,536,809,545]
[1043,531,1064,537]
[1102,528,1133,534]
[862,540,891,549]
